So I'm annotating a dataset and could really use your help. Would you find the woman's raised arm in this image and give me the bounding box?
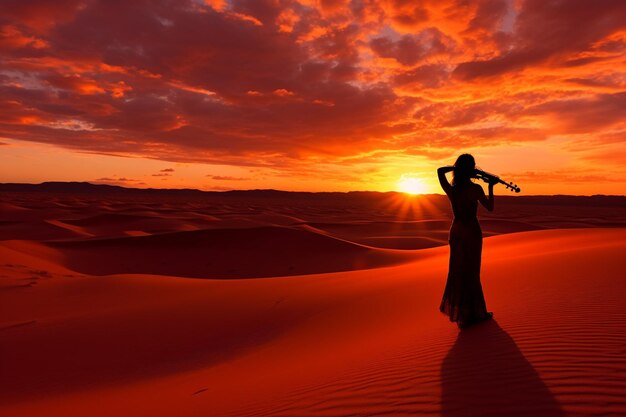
[437,166,454,195]
[477,182,495,212]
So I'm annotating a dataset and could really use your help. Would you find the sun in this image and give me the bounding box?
[397,176,427,195]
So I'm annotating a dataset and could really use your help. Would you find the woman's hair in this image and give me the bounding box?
[452,153,476,186]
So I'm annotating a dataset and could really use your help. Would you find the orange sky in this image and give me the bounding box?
[0,0,625,195]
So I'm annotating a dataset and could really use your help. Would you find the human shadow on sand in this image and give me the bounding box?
[441,319,564,417]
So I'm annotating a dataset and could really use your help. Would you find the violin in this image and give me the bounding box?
[474,169,521,193]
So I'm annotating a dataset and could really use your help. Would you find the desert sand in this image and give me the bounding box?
[1,186,625,416]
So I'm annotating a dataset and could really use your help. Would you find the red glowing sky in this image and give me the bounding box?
[0,0,625,194]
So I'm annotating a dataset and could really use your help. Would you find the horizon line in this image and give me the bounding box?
[1,181,624,198]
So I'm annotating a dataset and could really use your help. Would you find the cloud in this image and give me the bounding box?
[94,177,136,182]
[393,64,451,88]
[93,176,142,185]
[501,169,625,184]
[370,29,455,66]
[0,0,84,31]
[524,92,626,133]
[454,0,626,79]
[151,167,175,177]
[0,0,623,192]
[565,74,626,89]
[208,175,250,181]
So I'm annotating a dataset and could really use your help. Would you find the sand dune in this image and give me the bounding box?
[2,191,625,248]
[300,219,543,249]
[1,228,625,417]
[0,219,88,241]
[0,202,32,215]
[1,190,625,416]
[59,212,203,236]
[25,226,411,278]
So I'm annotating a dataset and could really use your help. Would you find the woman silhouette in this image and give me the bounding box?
[438,154,496,328]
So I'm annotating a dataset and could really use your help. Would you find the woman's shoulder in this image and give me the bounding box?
[471,182,485,195]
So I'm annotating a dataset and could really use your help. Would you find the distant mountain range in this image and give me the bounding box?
[0,181,373,197]
[0,181,624,206]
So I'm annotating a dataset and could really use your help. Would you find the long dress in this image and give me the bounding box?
[439,184,489,327]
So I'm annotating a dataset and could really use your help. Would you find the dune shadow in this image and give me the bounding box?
[441,320,564,417]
